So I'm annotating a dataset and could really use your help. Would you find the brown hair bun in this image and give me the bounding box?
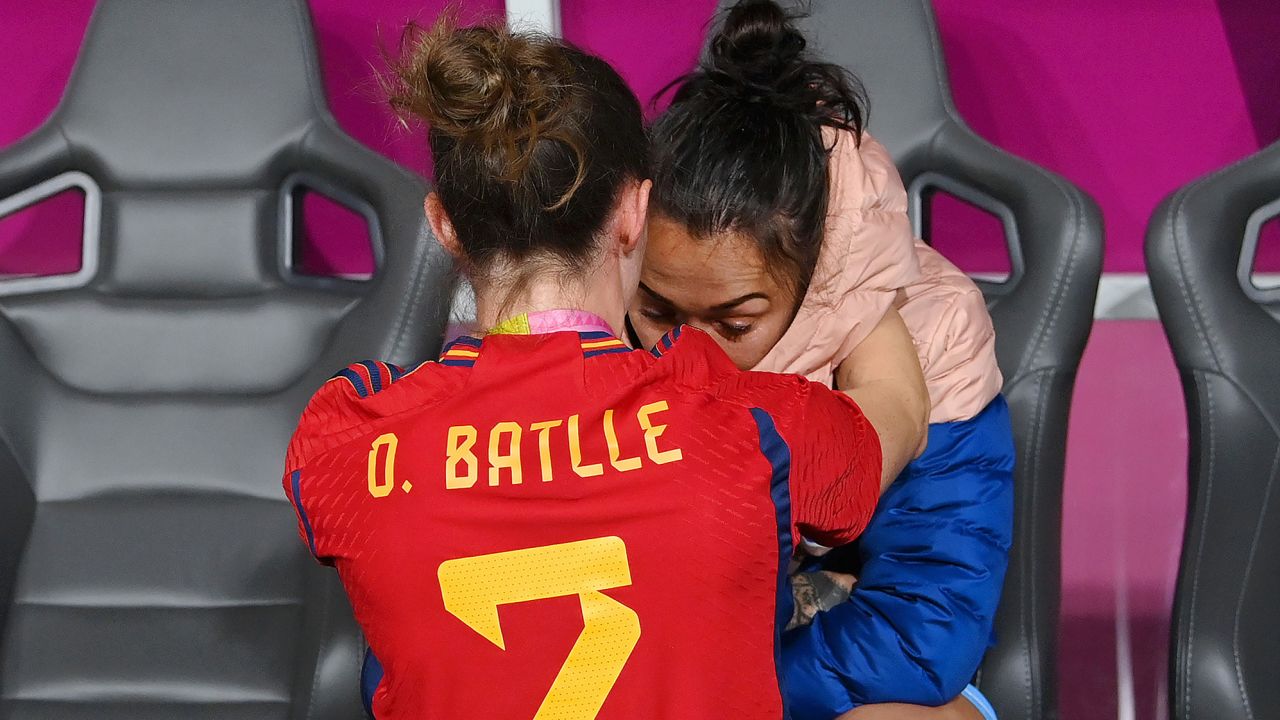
[382,13,648,277]
[389,19,571,186]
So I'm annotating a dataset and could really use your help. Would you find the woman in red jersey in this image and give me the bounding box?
[284,14,905,720]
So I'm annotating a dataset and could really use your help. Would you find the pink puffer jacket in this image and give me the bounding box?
[753,130,1002,424]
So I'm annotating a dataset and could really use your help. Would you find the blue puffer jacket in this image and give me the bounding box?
[780,396,1015,719]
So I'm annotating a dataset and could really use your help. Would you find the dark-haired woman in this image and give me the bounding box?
[631,2,1014,719]
[282,13,899,720]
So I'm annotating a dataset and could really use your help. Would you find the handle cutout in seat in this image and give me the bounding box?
[279,173,382,287]
[908,173,1023,297]
[1241,199,1280,299]
[0,172,100,296]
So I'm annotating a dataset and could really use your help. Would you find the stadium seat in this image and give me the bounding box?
[710,2,1104,718]
[0,1,452,718]
[1146,141,1280,720]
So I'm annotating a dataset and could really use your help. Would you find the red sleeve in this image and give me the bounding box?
[282,364,395,562]
[782,382,882,548]
[719,371,882,550]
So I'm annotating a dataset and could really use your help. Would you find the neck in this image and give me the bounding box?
[472,259,627,336]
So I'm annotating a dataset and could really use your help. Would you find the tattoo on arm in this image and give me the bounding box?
[787,571,853,631]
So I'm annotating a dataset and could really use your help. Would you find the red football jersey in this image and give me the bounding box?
[283,326,880,720]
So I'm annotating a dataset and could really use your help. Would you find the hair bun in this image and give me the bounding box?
[708,0,807,94]
[386,17,570,181]
[685,0,864,132]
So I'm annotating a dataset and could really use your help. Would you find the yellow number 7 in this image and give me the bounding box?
[438,536,641,719]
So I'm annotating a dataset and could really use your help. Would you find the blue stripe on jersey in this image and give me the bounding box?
[750,407,795,720]
[388,363,405,382]
[362,648,385,718]
[649,325,685,358]
[332,368,369,398]
[583,347,633,359]
[360,361,384,394]
[289,470,320,559]
[578,330,615,341]
[440,337,482,366]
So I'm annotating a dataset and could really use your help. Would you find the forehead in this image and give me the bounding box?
[644,215,779,306]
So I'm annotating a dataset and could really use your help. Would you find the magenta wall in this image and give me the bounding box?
[560,0,717,117]
[4,3,1279,720]
[6,1,1274,272]
[934,0,1280,272]
[0,0,503,275]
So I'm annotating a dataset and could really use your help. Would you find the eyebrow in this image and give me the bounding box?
[639,283,768,312]
[710,292,769,311]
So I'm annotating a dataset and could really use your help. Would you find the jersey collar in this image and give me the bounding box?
[440,310,630,366]
[487,310,616,336]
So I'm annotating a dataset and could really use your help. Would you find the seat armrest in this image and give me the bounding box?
[0,126,75,205]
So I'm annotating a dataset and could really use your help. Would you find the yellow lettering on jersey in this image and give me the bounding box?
[367,433,398,498]
[603,409,642,473]
[488,422,523,486]
[446,425,478,489]
[438,537,641,719]
[529,420,563,483]
[568,414,604,478]
[638,401,683,465]
[445,403,683,491]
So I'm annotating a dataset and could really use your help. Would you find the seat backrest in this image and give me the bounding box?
[708,3,1103,718]
[1146,141,1280,720]
[795,0,951,167]
[0,2,452,718]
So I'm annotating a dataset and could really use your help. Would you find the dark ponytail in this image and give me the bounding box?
[384,12,648,278]
[650,0,866,293]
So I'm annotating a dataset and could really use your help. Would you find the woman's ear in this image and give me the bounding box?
[425,193,462,259]
[615,179,652,257]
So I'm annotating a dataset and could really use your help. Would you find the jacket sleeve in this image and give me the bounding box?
[897,244,1005,423]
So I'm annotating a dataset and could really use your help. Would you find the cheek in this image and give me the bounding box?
[715,340,769,372]
[728,325,790,370]
[690,317,791,372]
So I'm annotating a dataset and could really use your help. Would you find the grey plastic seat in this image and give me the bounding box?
[0,1,451,718]
[710,2,1104,718]
[1146,141,1280,720]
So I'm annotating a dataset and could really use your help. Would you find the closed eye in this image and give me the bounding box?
[716,321,754,339]
[639,307,675,322]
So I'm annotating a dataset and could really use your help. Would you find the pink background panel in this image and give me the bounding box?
[0,0,95,276]
[934,0,1272,273]
[1059,322,1188,720]
[560,0,718,118]
[309,0,504,180]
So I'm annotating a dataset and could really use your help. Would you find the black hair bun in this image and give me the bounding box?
[709,0,806,82]
[702,0,863,124]
[657,0,865,139]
